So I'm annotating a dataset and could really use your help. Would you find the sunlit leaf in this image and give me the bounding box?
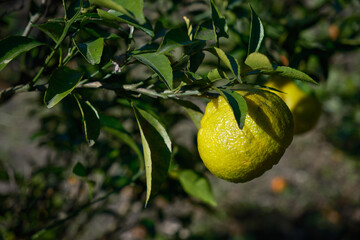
[211,47,241,82]
[244,53,317,84]
[133,105,172,206]
[44,67,83,108]
[245,52,272,70]
[75,38,104,65]
[178,169,217,207]
[134,53,173,89]
[207,68,228,82]
[0,36,46,71]
[275,66,318,84]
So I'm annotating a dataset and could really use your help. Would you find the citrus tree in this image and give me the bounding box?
[1,0,359,239]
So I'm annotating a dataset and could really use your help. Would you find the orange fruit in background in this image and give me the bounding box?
[271,176,287,193]
[266,77,322,135]
[197,89,293,183]
[328,24,340,41]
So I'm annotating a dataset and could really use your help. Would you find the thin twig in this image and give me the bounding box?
[22,0,48,37]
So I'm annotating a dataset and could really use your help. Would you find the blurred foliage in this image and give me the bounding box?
[0,0,360,239]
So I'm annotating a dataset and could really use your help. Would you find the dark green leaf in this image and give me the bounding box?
[83,25,122,40]
[74,97,100,146]
[195,20,215,41]
[217,89,248,129]
[134,53,173,89]
[210,0,229,39]
[73,162,87,177]
[178,170,217,207]
[188,52,205,73]
[158,29,194,54]
[133,105,172,206]
[0,36,46,71]
[75,38,104,65]
[211,47,241,82]
[184,71,204,82]
[173,99,203,129]
[97,9,154,37]
[248,5,264,54]
[44,67,83,108]
[100,115,143,163]
[35,21,64,42]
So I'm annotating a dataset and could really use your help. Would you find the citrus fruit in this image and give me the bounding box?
[197,89,294,183]
[328,24,340,41]
[271,176,288,194]
[266,77,322,135]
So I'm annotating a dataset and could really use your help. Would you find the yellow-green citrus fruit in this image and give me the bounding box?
[197,89,294,183]
[266,77,322,135]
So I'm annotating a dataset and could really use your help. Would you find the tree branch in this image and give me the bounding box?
[22,0,48,37]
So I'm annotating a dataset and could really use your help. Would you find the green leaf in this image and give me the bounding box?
[74,97,101,146]
[82,25,122,40]
[100,115,144,163]
[244,52,272,70]
[73,162,87,177]
[173,99,204,129]
[248,5,264,54]
[207,68,228,82]
[134,53,173,89]
[90,0,145,24]
[211,47,241,82]
[97,9,154,37]
[216,89,248,129]
[178,170,217,207]
[158,29,195,54]
[35,21,64,42]
[244,53,317,84]
[44,67,83,108]
[0,36,46,71]
[210,0,228,39]
[113,0,145,24]
[195,20,215,41]
[188,52,205,73]
[275,66,318,84]
[75,38,104,65]
[133,105,172,206]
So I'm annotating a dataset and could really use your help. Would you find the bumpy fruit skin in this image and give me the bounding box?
[197,89,294,183]
[266,78,322,135]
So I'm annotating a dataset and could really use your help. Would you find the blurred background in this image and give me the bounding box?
[1,0,360,239]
